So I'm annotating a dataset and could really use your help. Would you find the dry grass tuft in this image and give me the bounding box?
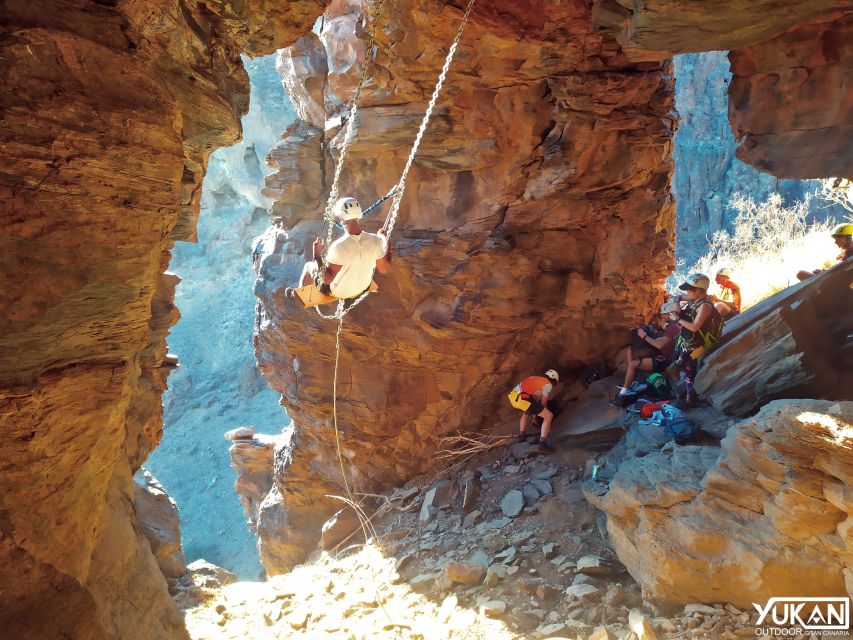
[675,193,845,310]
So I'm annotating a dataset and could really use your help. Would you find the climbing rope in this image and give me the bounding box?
[318,0,477,322]
[382,0,476,239]
[323,0,478,540]
[331,314,353,499]
[319,0,387,282]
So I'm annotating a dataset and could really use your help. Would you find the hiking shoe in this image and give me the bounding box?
[685,390,697,408]
[516,431,528,443]
[537,437,555,452]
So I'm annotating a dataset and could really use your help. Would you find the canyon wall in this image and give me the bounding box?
[251,0,852,575]
[672,52,844,265]
[0,1,322,638]
[254,0,678,572]
[146,53,293,580]
[593,0,853,179]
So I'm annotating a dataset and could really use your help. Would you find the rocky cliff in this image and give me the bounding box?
[253,0,677,572]
[251,0,852,574]
[2,0,852,636]
[0,1,322,638]
[586,399,853,609]
[593,0,853,178]
[672,52,844,265]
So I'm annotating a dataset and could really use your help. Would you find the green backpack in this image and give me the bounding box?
[646,373,672,399]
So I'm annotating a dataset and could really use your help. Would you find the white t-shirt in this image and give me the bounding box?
[326,231,386,299]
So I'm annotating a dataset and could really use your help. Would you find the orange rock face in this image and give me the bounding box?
[591,1,853,179]
[254,0,677,572]
[0,1,322,638]
[586,399,853,608]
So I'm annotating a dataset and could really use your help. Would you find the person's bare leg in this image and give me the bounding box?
[622,359,640,391]
[539,408,554,439]
[519,413,529,435]
[298,261,316,287]
[715,301,731,316]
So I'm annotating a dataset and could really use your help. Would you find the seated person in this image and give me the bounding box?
[711,268,741,319]
[618,302,680,396]
[796,223,853,281]
[296,197,392,300]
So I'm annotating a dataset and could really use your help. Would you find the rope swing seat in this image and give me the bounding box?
[293,280,380,309]
[308,0,476,321]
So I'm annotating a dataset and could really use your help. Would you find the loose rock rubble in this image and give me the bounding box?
[181,428,765,639]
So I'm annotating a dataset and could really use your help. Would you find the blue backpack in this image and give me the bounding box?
[644,404,699,444]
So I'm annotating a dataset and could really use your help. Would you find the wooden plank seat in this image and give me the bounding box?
[293,281,379,308]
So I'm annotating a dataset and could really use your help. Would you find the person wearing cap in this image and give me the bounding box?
[670,273,724,407]
[507,370,559,451]
[295,197,392,299]
[796,222,853,280]
[618,302,681,396]
[711,268,742,319]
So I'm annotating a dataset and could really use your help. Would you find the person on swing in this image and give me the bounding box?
[296,197,392,300]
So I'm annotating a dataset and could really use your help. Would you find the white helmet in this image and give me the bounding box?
[544,369,559,383]
[661,300,680,315]
[716,267,731,277]
[334,197,362,221]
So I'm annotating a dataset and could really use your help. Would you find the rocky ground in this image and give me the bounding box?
[178,400,770,639]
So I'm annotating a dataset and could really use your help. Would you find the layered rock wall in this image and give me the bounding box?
[0,1,322,637]
[672,52,845,264]
[586,399,853,608]
[254,0,677,571]
[593,0,853,179]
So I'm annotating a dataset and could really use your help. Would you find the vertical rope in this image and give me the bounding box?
[319,0,477,321]
[320,0,386,279]
[383,0,476,238]
[332,313,353,499]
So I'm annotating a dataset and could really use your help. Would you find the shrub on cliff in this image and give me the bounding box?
[676,193,841,310]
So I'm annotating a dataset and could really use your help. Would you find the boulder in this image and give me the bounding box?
[479,600,507,617]
[185,560,237,589]
[628,609,659,640]
[587,399,853,608]
[442,562,486,586]
[500,490,525,518]
[576,555,626,577]
[133,470,187,580]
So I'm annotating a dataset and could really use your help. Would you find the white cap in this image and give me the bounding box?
[679,273,710,291]
[545,369,559,383]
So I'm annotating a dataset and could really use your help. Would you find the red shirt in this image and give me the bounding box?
[518,376,553,399]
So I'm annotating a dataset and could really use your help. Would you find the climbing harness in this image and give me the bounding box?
[316,0,477,322]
